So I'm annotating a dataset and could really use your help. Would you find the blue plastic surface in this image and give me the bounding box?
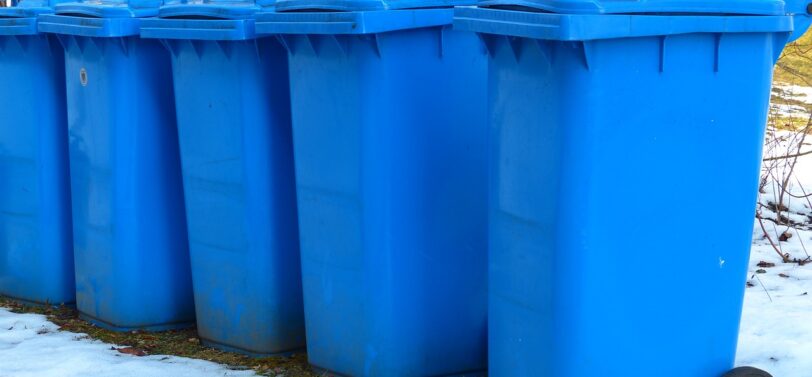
[255,8,456,34]
[158,0,260,19]
[0,0,70,17]
[256,8,488,376]
[274,0,474,12]
[38,15,141,37]
[139,1,306,355]
[40,10,195,331]
[140,18,255,40]
[473,0,812,41]
[53,0,162,18]
[786,0,812,40]
[0,10,74,307]
[477,0,785,15]
[0,17,39,35]
[455,8,794,41]
[454,7,803,377]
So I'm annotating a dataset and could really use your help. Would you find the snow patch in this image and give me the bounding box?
[0,309,256,377]
[736,95,812,376]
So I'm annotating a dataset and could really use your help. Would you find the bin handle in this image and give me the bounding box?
[255,20,360,35]
[37,15,140,37]
[787,0,812,41]
[139,18,254,41]
[0,23,37,36]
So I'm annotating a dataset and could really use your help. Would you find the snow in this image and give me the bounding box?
[0,309,256,377]
[771,84,812,118]
[735,124,812,374]
[736,225,812,376]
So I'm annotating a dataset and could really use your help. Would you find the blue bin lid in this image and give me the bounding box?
[465,0,812,42]
[0,0,68,17]
[476,0,786,15]
[138,0,263,40]
[39,0,155,36]
[158,0,265,19]
[52,0,162,18]
[455,7,794,39]
[256,8,454,34]
[0,0,70,34]
[274,0,474,12]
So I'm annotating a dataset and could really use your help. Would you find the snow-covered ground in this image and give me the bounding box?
[771,84,812,118]
[736,126,812,376]
[0,309,256,377]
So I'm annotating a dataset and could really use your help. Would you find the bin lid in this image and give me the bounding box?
[475,0,786,15]
[0,0,70,35]
[274,0,474,12]
[455,7,793,40]
[53,0,162,18]
[256,8,454,34]
[138,0,262,40]
[158,0,264,19]
[466,0,812,42]
[0,0,69,17]
[40,0,152,36]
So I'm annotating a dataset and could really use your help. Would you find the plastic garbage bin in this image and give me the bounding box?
[0,0,74,307]
[255,4,489,376]
[138,0,305,355]
[38,1,195,331]
[454,1,812,376]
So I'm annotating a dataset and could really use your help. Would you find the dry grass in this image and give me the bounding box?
[775,30,812,86]
[0,297,318,377]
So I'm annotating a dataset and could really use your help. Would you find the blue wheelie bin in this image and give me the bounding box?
[454,1,812,376]
[0,0,74,307]
[255,3,489,376]
[138,0,305,355]
[38,1,195,331]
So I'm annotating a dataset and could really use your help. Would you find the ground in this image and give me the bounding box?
[735,87,812,375]
[0,300,314,376]
[0,308,255,377]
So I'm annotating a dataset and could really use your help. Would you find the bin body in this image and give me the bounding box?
[256,9,488,376]
[454,7,799,377]
[139,12,305,355]
[0,9,74,306]
[39,13,195,331]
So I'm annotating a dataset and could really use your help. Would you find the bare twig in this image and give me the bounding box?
[753,273,773,303]
[777,115,811,210]
[771,222,785,255]
[776,61,812,87]
[762,149,812,161]
[798,228,809,258]
[784,191,812,200]
[757,213,790,262]
[798,176,812,211]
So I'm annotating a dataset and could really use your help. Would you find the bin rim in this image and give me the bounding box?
[474,0,786,16]
[273,0,472,12]
[53,2,159,18]
[38,13,141,36]
[0,6,54,18]
[140,17,256,40]
[135,1,264,40]
[254,8,453,35]
[466,0,812,41]
[0,6,56,35]
[0,16,40,35]
[453,6,794,41]
[157,3,261,20]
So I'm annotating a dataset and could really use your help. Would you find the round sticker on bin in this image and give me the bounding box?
[80,68,88,87]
